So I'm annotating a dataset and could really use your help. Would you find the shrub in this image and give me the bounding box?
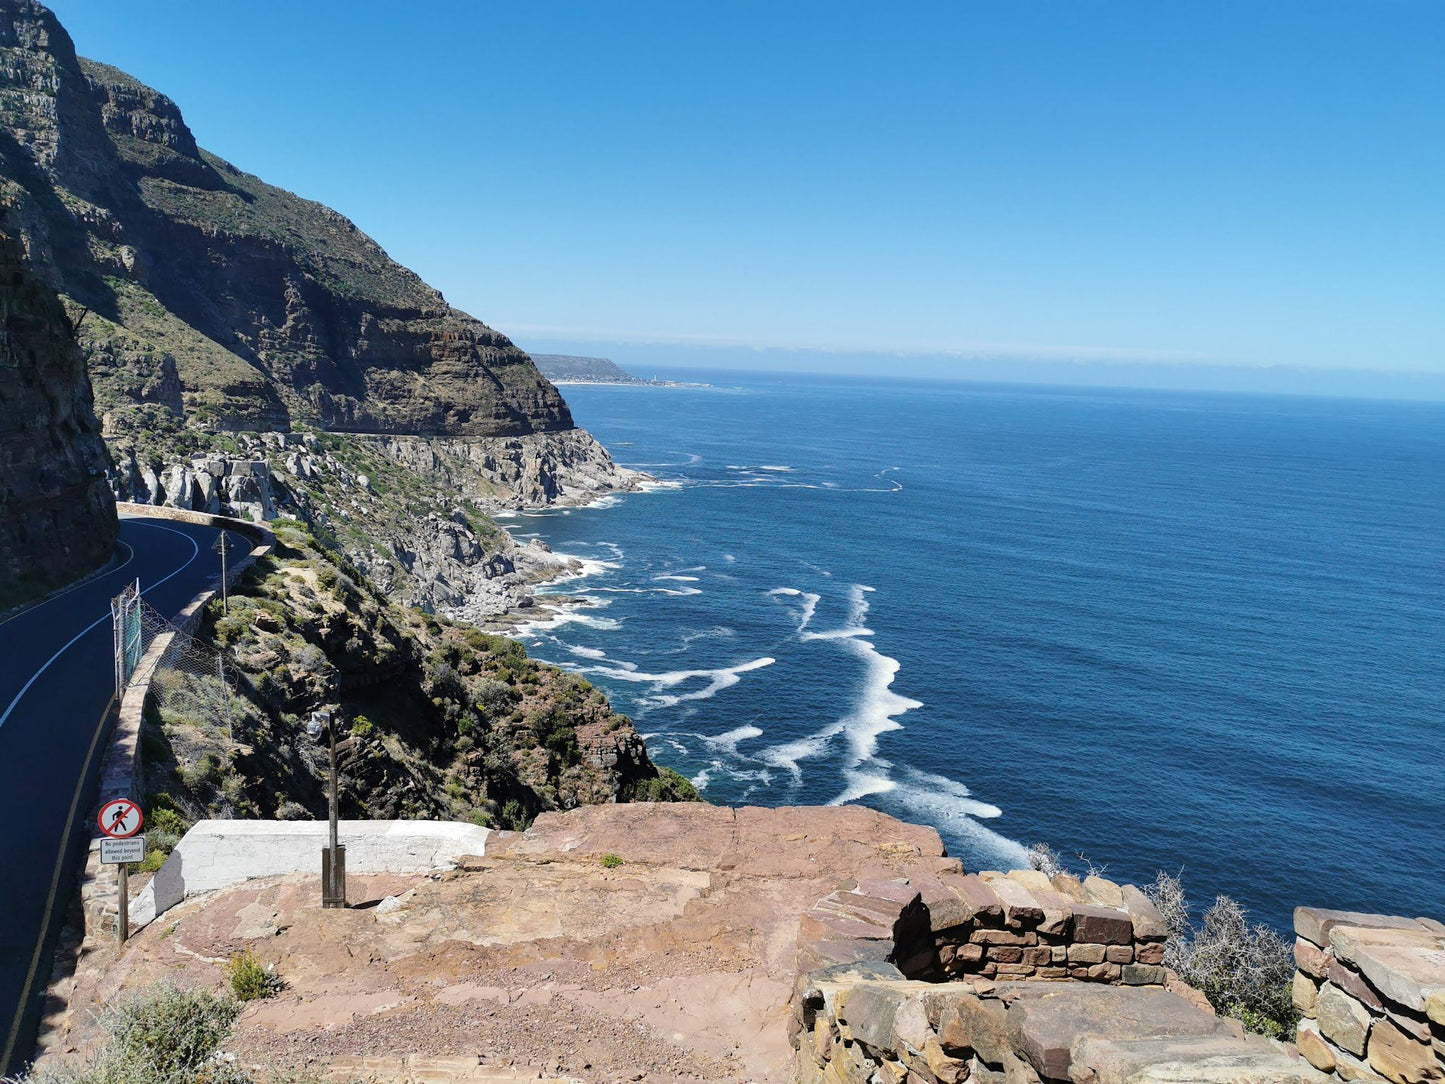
[498,798,530,831]
[25,983,245,1084]
[624,767,700,803]
[1026,842,1067,879]
[350,715,375,738]
[1146,873,1296,1038]
[600,853,624,869]
[224,950,281,1002]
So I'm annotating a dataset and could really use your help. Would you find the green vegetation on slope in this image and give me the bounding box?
[140,520,695,850]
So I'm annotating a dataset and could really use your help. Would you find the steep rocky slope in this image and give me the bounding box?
[0,218,115,609]
[0,1,568,436]
[141,519,695,849]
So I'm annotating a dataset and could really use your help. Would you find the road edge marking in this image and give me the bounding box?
[0,523,200,730]
[0,541,135,630]
[1,693,116,1073]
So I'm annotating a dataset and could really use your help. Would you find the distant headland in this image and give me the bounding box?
[531,353,708,387]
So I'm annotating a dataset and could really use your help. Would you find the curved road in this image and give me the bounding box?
[0,514,241,1074]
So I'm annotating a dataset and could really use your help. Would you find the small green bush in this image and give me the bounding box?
[350,715,375,738]
[224,950,280,1002]
[498,798,530,831]
[600,853,624,869]
[21,983,244,1084]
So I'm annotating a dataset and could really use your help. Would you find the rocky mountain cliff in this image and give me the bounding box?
[0,217,115,609]
[0,0,569,438]
[0,0,646,618]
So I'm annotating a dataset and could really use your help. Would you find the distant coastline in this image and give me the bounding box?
[531,352,711,389]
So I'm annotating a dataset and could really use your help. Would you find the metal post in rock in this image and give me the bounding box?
[309,709,346,908]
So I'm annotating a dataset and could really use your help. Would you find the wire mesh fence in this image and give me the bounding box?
[112,581,238,740]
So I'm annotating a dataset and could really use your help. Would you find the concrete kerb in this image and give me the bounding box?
[81,506,274,942]
[132,819,493,929]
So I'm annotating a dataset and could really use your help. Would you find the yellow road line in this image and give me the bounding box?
[1,692,117,1073]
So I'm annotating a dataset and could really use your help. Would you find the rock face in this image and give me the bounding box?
[106,427,645,618]
[0,219,116,609]
[0,0,572,437]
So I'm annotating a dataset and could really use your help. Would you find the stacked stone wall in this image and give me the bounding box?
[796,868,1169,995]
[1292,907,1445,1084]
[796,971,1322,1084]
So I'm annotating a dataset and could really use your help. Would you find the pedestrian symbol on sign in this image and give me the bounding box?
[97,798,143,839]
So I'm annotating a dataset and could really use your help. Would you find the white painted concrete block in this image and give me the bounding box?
[131,819,489,928]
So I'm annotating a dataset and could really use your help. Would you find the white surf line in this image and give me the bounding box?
[0,521,202,730]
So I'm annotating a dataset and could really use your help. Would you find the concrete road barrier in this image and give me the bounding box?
[131,819,490,928]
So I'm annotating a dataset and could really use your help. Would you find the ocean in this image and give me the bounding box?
[504,371,1444,930]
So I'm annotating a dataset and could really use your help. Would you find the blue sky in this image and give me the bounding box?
[49,1,1445,387]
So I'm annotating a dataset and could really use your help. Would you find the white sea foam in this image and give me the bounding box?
[567,645,608,660]
[656,586,703,596]
[701,724,764,755]
[829,769,898,805]
[679,626,736,647]
[586,656,776,711]
[513,603,621,637]
[655,574,701,582]
[768,587,821,633]
[760,584,921,773]
[757,465,793,472]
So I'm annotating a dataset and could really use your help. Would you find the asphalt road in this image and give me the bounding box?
[0,514,242,1074]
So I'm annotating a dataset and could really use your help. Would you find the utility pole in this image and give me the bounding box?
[213,532,231,615]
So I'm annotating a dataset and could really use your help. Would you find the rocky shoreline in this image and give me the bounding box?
[107,427,654,625]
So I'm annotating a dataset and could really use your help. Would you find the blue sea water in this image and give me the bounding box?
[507,372,1445,930]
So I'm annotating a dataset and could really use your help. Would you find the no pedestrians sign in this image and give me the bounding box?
[97,798,143,839]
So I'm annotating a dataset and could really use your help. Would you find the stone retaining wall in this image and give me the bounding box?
[795,868,1170,999]
[1291,907,1445,1084]
[81,506,274,941]
[795,969,1323,1084]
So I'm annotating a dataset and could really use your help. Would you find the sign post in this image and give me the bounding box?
[98,799,143,945]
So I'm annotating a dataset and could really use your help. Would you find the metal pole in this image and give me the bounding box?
[219,654,233,741]
[220,534,229,615]
[328,723,338,861]
[117,862,129,945]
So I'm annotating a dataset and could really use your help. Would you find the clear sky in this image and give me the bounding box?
[48,1,1445,386]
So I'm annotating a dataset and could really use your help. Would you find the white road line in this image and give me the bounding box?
[0,540,136,629]
[0,522,202,731]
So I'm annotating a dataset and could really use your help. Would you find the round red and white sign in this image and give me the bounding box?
[97,798,143,839]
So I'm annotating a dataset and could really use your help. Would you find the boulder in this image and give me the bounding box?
[980,873,1045,928]
[1072,904,1135,946]
[1296,1021,1337,1073]
[1367,1018,1443,1084]
[939,994,1012,1064]
[839,984,902,1052]
[1121,884,1170,941]
[1294,973,1320,1017]
[1295,909,1429,949]
[1007,985,1233,1082]
[1316,982,1373,1057]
